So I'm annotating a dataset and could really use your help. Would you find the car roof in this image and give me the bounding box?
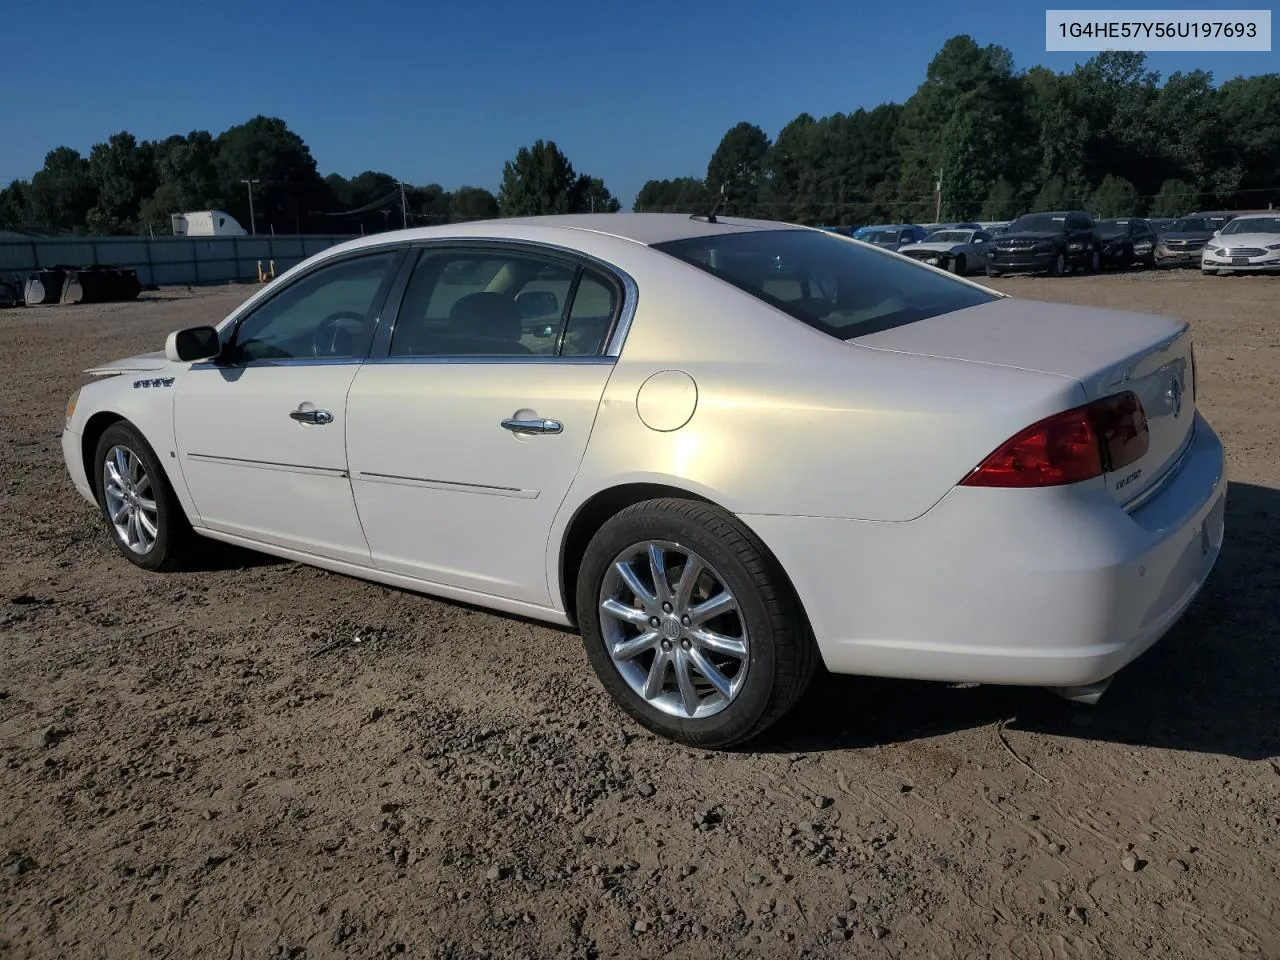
[336,213,794,249]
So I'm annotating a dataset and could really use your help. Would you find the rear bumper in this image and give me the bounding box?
[743,412,1227,688]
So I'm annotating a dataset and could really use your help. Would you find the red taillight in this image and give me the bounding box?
[960,391,1149,488]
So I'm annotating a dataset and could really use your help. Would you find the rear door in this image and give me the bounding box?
[344,243,625,606]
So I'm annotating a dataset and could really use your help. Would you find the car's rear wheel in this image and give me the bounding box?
[94,422,196,571]
[576,498,816,748]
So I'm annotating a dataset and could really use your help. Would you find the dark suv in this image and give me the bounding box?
[986,211,1100,277]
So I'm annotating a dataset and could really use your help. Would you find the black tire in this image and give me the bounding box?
[576,498,817,748]
[951,254,967,275]
[1142,253,1156,267]
[93,421,196,571]
[1051,252,1066,277]
[1089,248,1102,272]
[985,268,1001,278]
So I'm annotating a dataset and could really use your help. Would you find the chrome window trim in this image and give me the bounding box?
[364,355,616,367]
[375,237,639,362]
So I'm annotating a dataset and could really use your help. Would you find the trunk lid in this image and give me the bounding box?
[854,297,1195,507]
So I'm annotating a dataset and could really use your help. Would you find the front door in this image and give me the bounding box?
[173,248,405,564]
[345,244,624,607]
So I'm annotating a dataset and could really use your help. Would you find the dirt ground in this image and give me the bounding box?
[1,269,1277,960]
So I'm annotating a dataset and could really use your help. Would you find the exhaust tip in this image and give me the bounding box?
[1046,676,1114,706]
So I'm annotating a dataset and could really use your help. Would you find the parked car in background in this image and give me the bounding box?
[1095,218,1158,268]
[897,228,994,274]
[924,222,982,234]
[986,211,1100,276]
[57,213,1226,747]
[1154,215,1233,267]
[859,224,929,251]
[1201,214,1280,275]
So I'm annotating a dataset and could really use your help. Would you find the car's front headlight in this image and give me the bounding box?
[1067,242,1084,252]
[65,389,80,423]
[1206,246,1222,254]
[1267,243,1280,251]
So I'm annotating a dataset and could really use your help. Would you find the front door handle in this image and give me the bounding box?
[290,408,334,425]
[501,417,562,435]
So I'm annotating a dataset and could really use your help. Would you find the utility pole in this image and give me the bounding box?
[934,168,942,223]
[398,181,408,229]
[242,179,260,235]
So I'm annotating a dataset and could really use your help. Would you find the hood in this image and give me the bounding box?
[898,241,963,254]
[1209,232,1280,247]
[84,350,170,376]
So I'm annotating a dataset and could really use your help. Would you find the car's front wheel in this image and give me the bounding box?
[93,422,196,571]
[577,498,816,748]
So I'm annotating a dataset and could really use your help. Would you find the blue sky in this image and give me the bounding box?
[1,0,1275,205]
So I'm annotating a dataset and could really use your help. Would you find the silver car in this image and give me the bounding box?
[896,229,994,274]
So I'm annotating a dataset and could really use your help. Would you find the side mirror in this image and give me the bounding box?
[516,290,560,319]
[165,325,221,363]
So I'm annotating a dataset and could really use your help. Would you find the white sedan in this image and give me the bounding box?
[61,214,1227,747]
[1201,214,1280,274]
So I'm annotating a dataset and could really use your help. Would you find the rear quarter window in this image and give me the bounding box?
[652,228,999,340]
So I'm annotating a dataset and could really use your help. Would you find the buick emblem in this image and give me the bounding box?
[1169,377,1183,418]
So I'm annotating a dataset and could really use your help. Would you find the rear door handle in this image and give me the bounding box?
[290,408,334,425]
[501,417,562,435]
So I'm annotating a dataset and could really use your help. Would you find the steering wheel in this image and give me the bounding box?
[312,310,367,357]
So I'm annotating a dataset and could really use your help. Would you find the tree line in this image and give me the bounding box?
[0,119,621,236]
[2,36,1277,236]
[643,39,1279,223]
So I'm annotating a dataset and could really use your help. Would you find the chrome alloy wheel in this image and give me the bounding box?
[598,540,749,719]
[102,445,158,555]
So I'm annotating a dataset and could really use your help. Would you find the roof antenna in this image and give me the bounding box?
[691,184,725,224]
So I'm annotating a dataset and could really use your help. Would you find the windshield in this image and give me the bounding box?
[1097,220,1132,238]
[866,230,902,244]
[1007,214,1068,233]
[1169,217,1225,233]
[927,230,972,243]
[651,228,999,341]
[1221,216,1280,235]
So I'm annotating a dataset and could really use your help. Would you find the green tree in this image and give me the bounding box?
[498,140,582,216]
[1033,176,1079,211]
[150,130,222,214]
[86,132,156,233]
[1217,73,1280,207]
[29,147,96,231]
[1090,175,1140,217]
[449,186,499,222]
[895,36,1032,221]
[1150,178,1197,217]
[633,177,709,213]
[215,116,326,232]
[981,179,1019,220]
[575,175,621,213]
[0,180,34,228]
[706,122,771,217]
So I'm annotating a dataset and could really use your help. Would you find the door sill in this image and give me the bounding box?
[192,527,573,627]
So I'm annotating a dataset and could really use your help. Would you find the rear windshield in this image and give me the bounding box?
[651,228,999,340]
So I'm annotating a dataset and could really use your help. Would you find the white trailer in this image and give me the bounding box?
[170,210,247,237]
